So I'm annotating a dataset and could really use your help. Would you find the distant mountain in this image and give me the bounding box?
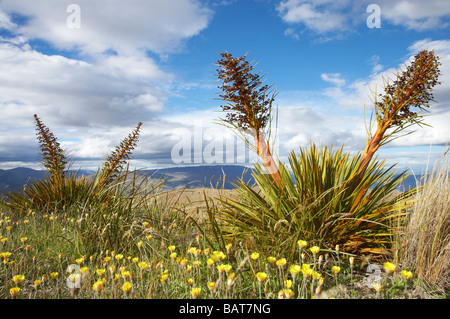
[0,165,256,195]
[142,165,255,190]
[0,165,422,196]
[0,167,45,194]
[0,167,95,195]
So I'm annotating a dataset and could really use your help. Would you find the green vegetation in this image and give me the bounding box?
[0,50,447,299]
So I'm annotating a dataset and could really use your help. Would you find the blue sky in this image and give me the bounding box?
[0,0,449,174]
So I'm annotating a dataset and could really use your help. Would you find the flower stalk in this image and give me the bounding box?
[215,51,282,186]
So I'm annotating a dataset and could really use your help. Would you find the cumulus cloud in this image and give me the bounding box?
[277,0,352,33]
[380,0,450,30]
[0,0,213,56]
[276,0,450,38]
[321,73,346,86]
[0,8,15,30]
[0,1,214,169]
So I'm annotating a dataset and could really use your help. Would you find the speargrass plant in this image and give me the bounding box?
[216,143,412,256]
[213,50,441,257]
[2,116,144,216]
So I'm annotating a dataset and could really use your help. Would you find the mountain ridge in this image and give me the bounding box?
[0,165,422,195]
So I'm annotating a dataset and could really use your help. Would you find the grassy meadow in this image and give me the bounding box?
[0,50,448,300]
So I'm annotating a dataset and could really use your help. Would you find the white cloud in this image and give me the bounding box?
[368,55,384,74]
[321,73,346,86]
[277,0,351,34]
[0,0,213,56]
[0,40,170,127]
[276,0,450,37]
[0,8,15,30]
[380,0,450,30]
[0,1,214,169]
[284,27,300,40]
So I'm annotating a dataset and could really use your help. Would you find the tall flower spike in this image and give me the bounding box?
[34,114,68,183]
[99,122,143,187]
[353,50,441,190]
[215,52,282,185]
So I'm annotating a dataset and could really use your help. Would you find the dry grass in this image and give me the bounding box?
[398,151,449,293]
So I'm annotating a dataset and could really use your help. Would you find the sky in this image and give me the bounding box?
[0,0,449,175]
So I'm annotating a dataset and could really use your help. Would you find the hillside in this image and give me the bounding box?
[0,164,421,196]
[0,165,256,195]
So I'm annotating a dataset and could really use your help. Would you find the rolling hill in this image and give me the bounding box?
[0,164,422,196]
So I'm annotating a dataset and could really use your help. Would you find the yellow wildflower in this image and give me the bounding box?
[80,267,88,274]
[121,271,132,279]
[33,280,42,289]
[289,264,301,275]
[160,273,169,283]
[9,287,20,297]
[331,265,341,276]
[373,283,383,292]
[267,256,276,264]
[213,251,226,260]
[250,252,260,260]
[256,272,268,282]
[310,246,320,255]
[312,271,322,281]
[276,258,287,267]
[217,264,226,273]
[179,258,188,266]
[207,282,216,291]
[383,262,396,274]
[138,262,148,270]
[278,289,294,299]
[191,287,201,298]
[93,280,104,292]
[12,275,25,284]
[96,269,106,277]
[297,240,308,248]
[401,270,413,280]
[223,264,232,273]
[50,272,58,279]
[122,281,132,293]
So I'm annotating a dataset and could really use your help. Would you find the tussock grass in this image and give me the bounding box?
[397,149,449,293]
